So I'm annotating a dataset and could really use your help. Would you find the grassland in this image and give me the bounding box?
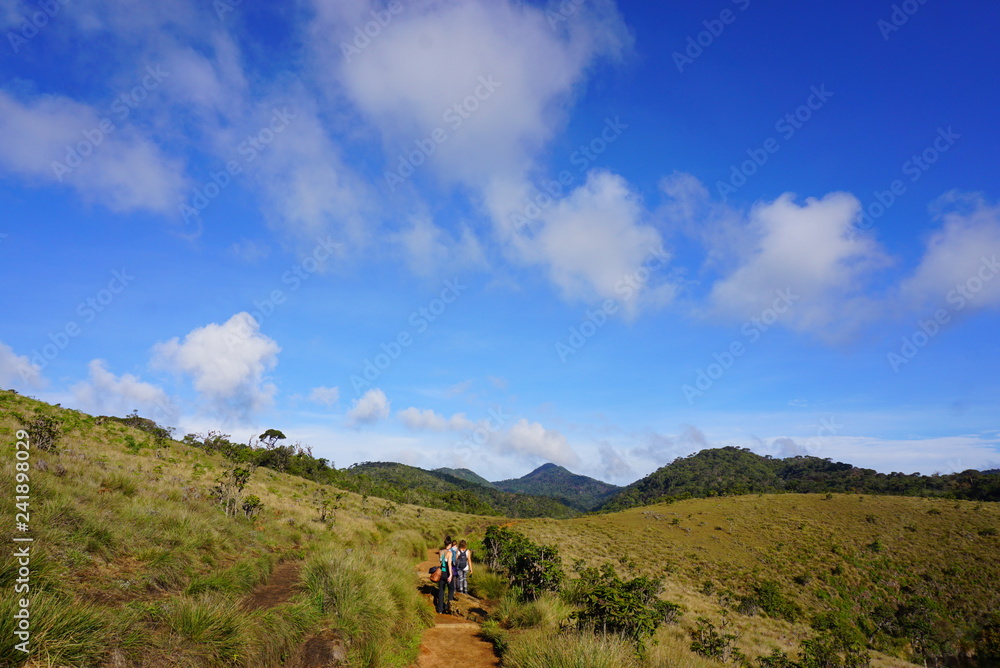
[0,390,491,667]
[515,493,1000,664]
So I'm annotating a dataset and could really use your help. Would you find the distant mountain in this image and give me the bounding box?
[493,463,619,511]
[599,446,1000,512]
[344,462,578,518]
[434,467,497,488]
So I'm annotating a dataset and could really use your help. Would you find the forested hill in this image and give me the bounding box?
[599,446,1000,512]
[493,462,620,511]
[344,461,578,518]
[434,466,497,488]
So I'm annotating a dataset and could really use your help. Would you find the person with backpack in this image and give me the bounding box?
[455,540,472,595]
[447,539,459,602]
[436,535,454,614]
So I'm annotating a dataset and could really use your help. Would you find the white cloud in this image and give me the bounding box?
[709,191,890,341]
[151,312,280,422]
[515,170,671,310]
[71,359,178,422]
[398,407,474,432]
[0,91,188,214]
[309,386,340,408]
[0,341,45,390]
[899,193,1000,311]
[347,388,390,425]
[315,0,630,187]
[229,238,272,264]
[496,418,580,468]
[395,216,485,277]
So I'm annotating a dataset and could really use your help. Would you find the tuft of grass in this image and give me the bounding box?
[469,567,508,601]
[302,545,432,667]
[503,629,636,668]
[0,591,111,667]
[159,592,249,663]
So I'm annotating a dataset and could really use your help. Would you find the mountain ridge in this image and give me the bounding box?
[492,462,620,512]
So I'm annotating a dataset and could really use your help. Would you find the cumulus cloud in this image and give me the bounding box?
[496,418,579,468]
[347,388,390,425]
[71,359,178,422]
[709,191,890,341]
[0,341,45,390]
[152,312,280,422]
[514,171,671,310]
[314,0,630,187]
[309,386,340,407]
[398,407,474,432]
[395,216,485,277]
[0,91,188,214]
[899,193,1000,311]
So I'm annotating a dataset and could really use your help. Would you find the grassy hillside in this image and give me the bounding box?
[493,462,619,511]
[0,390,488,667]
[517,493,1000,665]
[435,467,497,488]
[601,446,1000,512]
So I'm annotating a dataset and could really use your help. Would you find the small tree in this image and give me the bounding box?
[259,429,286,449]
[212,463,257,518]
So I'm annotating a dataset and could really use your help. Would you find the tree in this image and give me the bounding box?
[259,429,286,449]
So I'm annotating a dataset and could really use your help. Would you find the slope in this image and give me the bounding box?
[0,389,486,667]
[435,467,498,489]
[518,493,1000,665]
[493,462,619,511]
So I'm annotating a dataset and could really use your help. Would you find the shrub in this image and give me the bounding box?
[23,414,61,452]
[483,525,563,600]
[571,562,681,645]
[690,611,745,664]
[739,580,801,623]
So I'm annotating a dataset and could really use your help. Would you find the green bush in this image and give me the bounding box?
[570,562,681,645]
[483,525,564,600]
[470,568,509,601]
[739,580,801,622]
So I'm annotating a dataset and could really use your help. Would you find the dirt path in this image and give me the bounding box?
[414,550,499,668]
[244,559,302,610]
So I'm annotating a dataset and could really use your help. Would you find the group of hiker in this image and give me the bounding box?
[434,535,473,614]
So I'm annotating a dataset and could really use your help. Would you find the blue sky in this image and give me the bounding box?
[1,0,999,484]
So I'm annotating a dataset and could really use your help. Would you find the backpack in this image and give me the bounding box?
[456,549,469,570]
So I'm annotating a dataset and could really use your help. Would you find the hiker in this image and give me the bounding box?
[447,539,459,602]
[436,535,454,614]
[455,540,472,595]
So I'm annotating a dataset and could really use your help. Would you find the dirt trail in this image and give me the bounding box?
[244,559,302,610]
[414,549,499,668]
